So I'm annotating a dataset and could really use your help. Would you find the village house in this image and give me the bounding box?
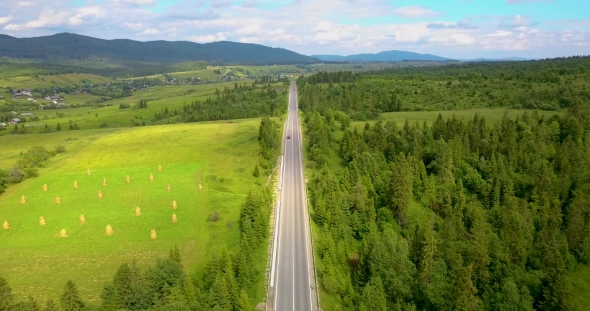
[9,118,21,125]
[21,112,33,117]
[0,122,7,127]
[55,102,68,108]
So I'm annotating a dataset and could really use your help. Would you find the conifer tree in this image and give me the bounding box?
[60,280,85,311]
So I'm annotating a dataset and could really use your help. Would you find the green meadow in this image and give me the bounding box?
[0,119,262,302]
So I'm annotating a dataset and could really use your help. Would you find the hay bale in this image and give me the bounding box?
[166,184,171,192]
[87,168,91,176]
[39,216,46,226]
[172,200,177,209]
[98,190,103,199]
[21,195,26,204]
[106,225,113,235]
[149,174,154,182]
[80,215,86,224]
[2,221,9,230]
[172,213,178,223]
[60,229,68,237]
[135,206,141,216]
[43,183,48,191]
[102,178,107,186]
[55,195,61,204]
[158,165,162,172]
[199,184,203,190]
[150,229,157,240]
[126,175,130,184]
[73,180,78,189]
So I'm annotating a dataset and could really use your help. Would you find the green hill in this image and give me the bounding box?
[0,33,318,65]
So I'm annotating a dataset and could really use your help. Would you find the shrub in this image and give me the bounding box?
[99,123,108,128]
[119,103,131,109]
[208,211,221,222]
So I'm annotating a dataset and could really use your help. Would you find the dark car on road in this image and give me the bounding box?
[287,135,291,139]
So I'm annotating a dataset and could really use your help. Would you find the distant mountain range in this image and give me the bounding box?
[0,33,318,64]
[463,57,532,62]
[312,50,453,62]
[312,51,533,63]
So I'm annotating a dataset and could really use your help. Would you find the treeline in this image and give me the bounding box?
[153,83,287,123]
[300,77,590,310]
[0,145,65,194]
[297,56,590,114]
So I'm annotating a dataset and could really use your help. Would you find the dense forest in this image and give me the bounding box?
[0,117,281,311]
[299,56,590,118]
[153,83,287,124]
[298,57,590,310]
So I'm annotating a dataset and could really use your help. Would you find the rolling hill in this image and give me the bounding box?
[313,50,452,62]
[0,33,318,64]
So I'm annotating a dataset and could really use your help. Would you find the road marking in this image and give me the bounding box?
[270,199,281,287]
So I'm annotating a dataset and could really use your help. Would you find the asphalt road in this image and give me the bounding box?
[272,81,315,311]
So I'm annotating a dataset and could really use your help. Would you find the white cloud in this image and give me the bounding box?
[109,0,156,6]
[124,22,143,30]
[142,28,160,34]
[16,1,34,7]
[188,32,227,42]
[235,22,261,35]
[393,6,443,18]
[0,15,13,25]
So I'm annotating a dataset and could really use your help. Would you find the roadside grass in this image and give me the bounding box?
[0,119,261,303]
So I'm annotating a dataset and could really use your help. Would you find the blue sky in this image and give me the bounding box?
[0,0,588,58]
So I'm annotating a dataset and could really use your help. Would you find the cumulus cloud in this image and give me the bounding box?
[393,6,443,18]
[142,28,159,34]
[499,15,538,28]
[0,15,13,25]
[188,32,227,42]
[109,0,156,6]
[427,18,477,29]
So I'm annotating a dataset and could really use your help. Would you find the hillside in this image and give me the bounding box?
[0,33,318,64]
[313,50,452,62]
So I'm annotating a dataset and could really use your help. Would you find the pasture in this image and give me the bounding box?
[0,119,261,302]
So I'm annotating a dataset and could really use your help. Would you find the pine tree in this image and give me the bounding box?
[170,246,182,264]
[60,280,85,311]
[252,163,260,178]
[359,277,387,311]
[43,299,58,311]
[56,123,61,131]
[0,276,14,311]
[236,290,251,311]
[386,153,413,226]
[208,276,232,311]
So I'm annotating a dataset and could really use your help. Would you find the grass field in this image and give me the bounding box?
[0,118,263,303]
[0,81,258,135]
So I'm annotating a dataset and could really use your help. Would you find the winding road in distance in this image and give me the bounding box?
[270,81,316,311]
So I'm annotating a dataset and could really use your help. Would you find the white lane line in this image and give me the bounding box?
[270,199,281,287]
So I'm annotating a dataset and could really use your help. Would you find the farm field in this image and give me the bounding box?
[0,118,262,302]
[1,81,257,135]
